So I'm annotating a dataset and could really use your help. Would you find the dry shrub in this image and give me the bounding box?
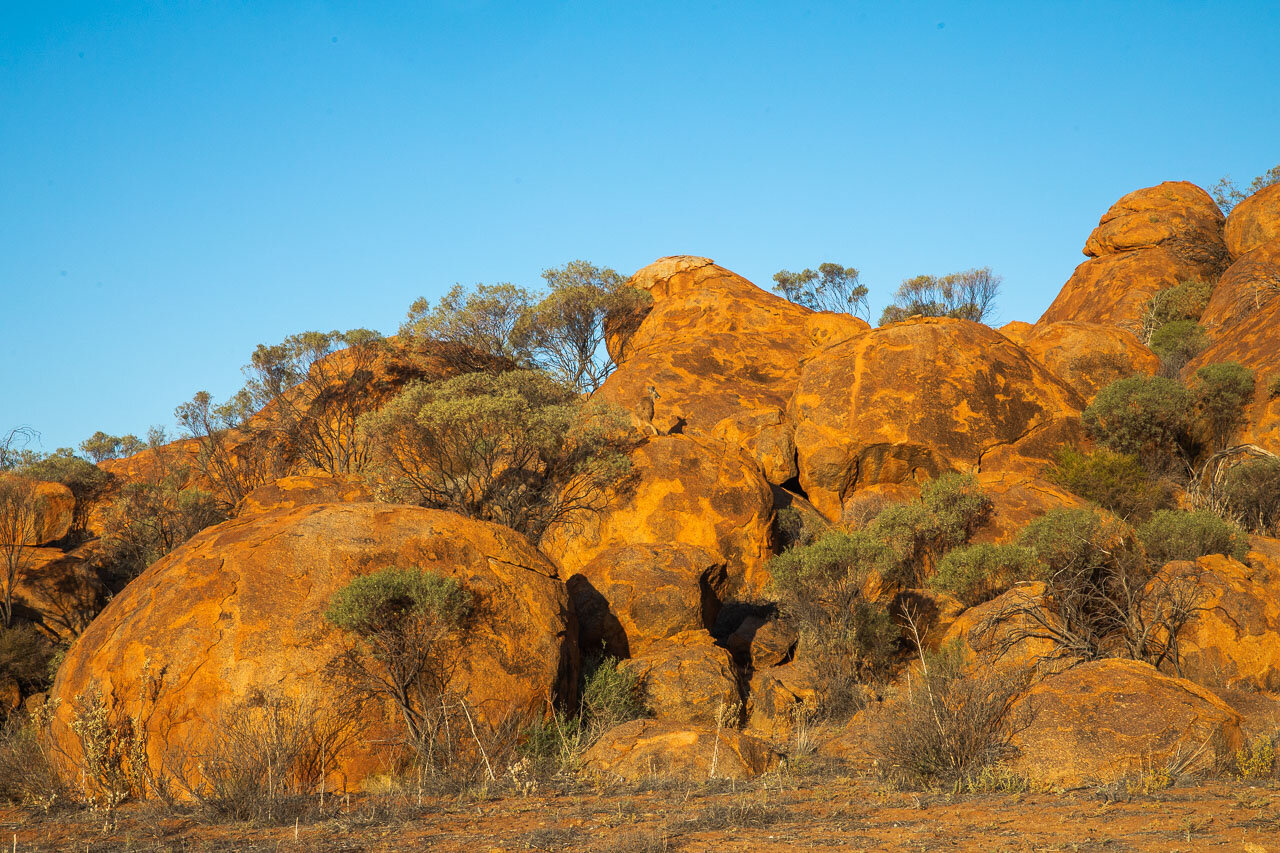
[177,689,361,822]
[0,699,66,812]
[869,641,1029,791]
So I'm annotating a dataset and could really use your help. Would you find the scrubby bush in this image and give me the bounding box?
[1137,279,1213,343]
[868,643,1028,790]
[0,624,55,698]
[0,702,65,809]
[878,268,1001,325]
[773,503,830,550]
[1137,509,1249,566]
[1148,320,1208,374]
[929,544,1041,607]
[521,656,647,774]
[865,473,993,587]
[1212,164,1280,214]
[1220,458,1280,534]
[17,448,114,535]
[1045,447,1172,522]
[325,567,471,762]
[768,531,898,715]
[359,369,633,541]
[1083,376,1193,474]
[1192,362,1255,450]
[79,431,146,463]
[773,263,870,319]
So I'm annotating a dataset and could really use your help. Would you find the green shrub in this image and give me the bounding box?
[1148,320,1208,373]
[1083,376,1193,474]
[1018,508,1137,578]
[768,531,898,715]
[929,543,1041,607]
[867,472,992,587]
[1139,280,1213,342]
[1220,458,1280,534]
[325,567,469,634]
[1137,509,1249,566]
[1045,447,1172,522]
[773,503,831,550]
[1192,362,1255,449]
[521,656,647,772]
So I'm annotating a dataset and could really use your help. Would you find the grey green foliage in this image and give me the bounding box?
[879,268,1001,325]
[1192,362,1255,450]
[929,543,1041,607]
[1137,509,1249,566]
[1148,320,1207,373]
[325,567,470,636]
[1221,458,1280,535]
[772,263,870,320]
[1212,164,1280,214]
[1083,375,1193,473]
[1045,447,1171,523]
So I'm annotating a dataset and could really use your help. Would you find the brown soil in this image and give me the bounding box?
[5,774,1280,852]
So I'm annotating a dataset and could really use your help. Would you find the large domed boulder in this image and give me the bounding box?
[541,434,775,594]
[1201,237,1280,331]
[1039,248,1223,331]
[1170,546,1280,691]
[49,503,575,791]
[1021,321,1160,402]
[236,474,372,518]
[790,317,1083,519]
[1010,659,1243,787]
[1082,181,1225,261]
[583,718,779,781]
[566,544,727,658]
[1225,182,1280,259]
[596,256,869,484]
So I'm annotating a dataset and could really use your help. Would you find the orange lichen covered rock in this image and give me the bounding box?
[620,631,741,726]
[15,546,107,640]
[1225,182,1280,259]
[1170,546,1280,691]
[596,256,868,484]
[1010,659,1243,787]
[541,434,774,594]
[745,660,819,742]
[1186,298,1280,454]
[998,321,1035,345]
[1038,247,1223,330]
[940,582,1060,671]
[1021,321,1160,402]
[972,471,1089,545]
[790,317,1082,518]
[0,478,75,546]
[1201,237,1280,331]
[236,474,373,518]
[49,503,575,791]
[583,718,779,781]
[1082,181,1224,261]
[566,544,727,658]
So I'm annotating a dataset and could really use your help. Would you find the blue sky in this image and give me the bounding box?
[2,1,1278,452]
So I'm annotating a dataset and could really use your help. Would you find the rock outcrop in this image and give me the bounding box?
[541,434,775,594]
[790,317,1083,518]
[0,478,74,546]
[620,631,742,726]
[1010,659,1242,787]
[1039,182,1227,330]
[1201,237,1280,331]
[1020,321,1160,402]
[583,718,779,781]
[971,472,1089,546]
[14,546,107,640]
[567,544,727,658]
[49,503,575,790]
[596,256,868,484]
[1225,183,1280,259]
[236,474,373,518]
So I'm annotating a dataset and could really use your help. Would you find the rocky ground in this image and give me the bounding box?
[6,775,1280,851]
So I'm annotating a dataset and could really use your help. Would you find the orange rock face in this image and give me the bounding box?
[15,546,107,640]
[1,479,75,546]
[1039,247,1222,331]
[567,544,726,658]
[236,474,373,518]
[1021,321,1160,403]
[620,630,742,726]
[1010,659,1243,787]
[998,321,1035,346]
[49,503,575,791]
[596,256,868,484]
[1082,181,1224,261]
[541,434,775,595]
[790,317,1082,518]
[1225,182,1280,259]
[1171,545,1280,690]
[583,718,779,781]
[1187,297,1280,454]
[940,582,1060,672]
[971,472,1089,546]
[1201,237,1280,331]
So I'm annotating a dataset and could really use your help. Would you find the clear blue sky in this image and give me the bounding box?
[3,1,1278,452]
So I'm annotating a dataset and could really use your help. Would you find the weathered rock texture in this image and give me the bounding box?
[15,546,107,640]
[236,474,373,518]
[1,479,75,546]
[791,317,1083,518]
[620,631,742,726]
[1021,321,1160,402]
[583,718,778,781]
[597,256,868,484]
[49,503,575,790]
[1010,659,1242,787]
[1040,182,1227,330]
[1201,237,1280,331]
[1225,183,1280,260]
[566,544,727,658]
[971,472,1089,546]
[541,434,775,594]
